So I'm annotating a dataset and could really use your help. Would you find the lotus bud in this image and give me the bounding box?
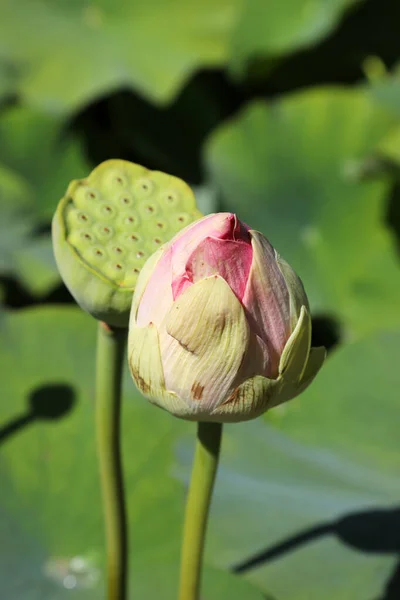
[52,159,202,327]
[128,212,325,422]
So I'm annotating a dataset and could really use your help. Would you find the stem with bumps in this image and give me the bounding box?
[96,322,128,600]
[178,421,223,600]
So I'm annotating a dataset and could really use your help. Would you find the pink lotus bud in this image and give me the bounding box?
[128,213,325,422]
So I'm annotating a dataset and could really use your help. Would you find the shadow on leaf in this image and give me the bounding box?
[232,506,400,600]
[0,383,75,444]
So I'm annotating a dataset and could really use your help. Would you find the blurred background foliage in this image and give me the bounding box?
[1,0,400,598]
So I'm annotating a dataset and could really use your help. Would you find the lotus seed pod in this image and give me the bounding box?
[52,160,202,327]
[128,213,326,422]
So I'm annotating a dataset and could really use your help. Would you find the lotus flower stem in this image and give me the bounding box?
[96,322,128,600]
[178,421,223,600]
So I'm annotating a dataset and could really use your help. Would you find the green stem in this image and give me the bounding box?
[178,421,223,600]
[96,322,128,600]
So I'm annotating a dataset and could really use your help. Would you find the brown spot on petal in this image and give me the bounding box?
[191,382,204,401]
[131,367,150,395]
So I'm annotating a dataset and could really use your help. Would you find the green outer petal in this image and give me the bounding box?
[210,375,279,423]
[52,193,132,327]
[276,254,309,329]
[162,275,250,417]
[199,320,324,423]
[128,302,324,424]
[207,365,325,423]
[208,346,324,422]
[275,345,326,406]
[128,322,189,417]
[297,346,326,394]
[279,305,311,383]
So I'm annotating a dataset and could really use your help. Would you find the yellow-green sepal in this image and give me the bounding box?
[296,346,326,394]
[162,275,250,418]
[274,345,326,407]
[279,305,311,383]
[210,374,279,422]
[209,305,325,422]
[128,321,190,417]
